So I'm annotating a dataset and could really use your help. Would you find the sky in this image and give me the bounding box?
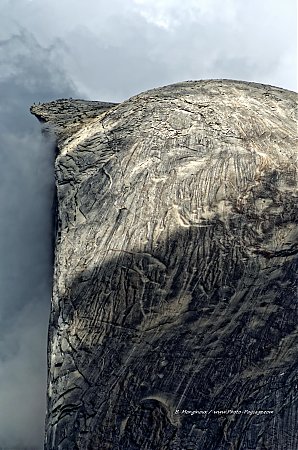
[0,0,296,448]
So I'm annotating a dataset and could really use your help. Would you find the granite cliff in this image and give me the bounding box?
[31,80,297,450]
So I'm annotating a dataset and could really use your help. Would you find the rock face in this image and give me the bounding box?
[31,80,297,450]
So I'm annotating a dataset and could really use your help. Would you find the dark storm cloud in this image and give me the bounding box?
[0,29,79,448]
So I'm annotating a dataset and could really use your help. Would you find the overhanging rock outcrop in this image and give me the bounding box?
[31,80,297,450]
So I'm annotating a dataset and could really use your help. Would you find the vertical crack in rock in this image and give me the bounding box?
[31,80,297,450]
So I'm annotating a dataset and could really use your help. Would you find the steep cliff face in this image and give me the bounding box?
[31,80,297,450]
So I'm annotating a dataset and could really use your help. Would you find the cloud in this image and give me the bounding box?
[1,0,296,103]
[0,29,79,448]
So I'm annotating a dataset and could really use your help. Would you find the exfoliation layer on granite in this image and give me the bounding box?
[31,79,297,450]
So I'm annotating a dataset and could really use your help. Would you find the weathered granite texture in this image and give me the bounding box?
[30,99,118,148]
[31,80,297,450]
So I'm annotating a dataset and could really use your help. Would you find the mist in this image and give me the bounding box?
[0,30,78,448]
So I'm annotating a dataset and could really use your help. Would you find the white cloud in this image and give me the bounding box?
[1,0,296,99]
[132,0,238,26]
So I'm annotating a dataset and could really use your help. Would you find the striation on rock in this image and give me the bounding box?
[31,80,297,450]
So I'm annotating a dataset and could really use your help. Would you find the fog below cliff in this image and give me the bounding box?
[0,32,78,448]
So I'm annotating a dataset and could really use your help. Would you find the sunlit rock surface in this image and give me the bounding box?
[31,80,297,450]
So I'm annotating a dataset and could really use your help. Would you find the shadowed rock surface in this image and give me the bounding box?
[31,80,297,450]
